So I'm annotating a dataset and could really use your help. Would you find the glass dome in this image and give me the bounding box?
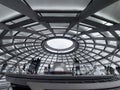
[0,0,120,76]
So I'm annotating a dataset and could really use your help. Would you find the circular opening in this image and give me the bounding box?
[47,38,73,49]
[42,37,79,54]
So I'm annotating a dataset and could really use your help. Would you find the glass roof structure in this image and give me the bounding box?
[0,0,120,76]
[43,37,76,54]
[46,38,73,50]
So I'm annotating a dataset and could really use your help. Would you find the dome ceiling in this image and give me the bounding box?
[0,0,120,73]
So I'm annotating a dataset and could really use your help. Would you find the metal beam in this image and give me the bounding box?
[42,22,56,36]
[0,47,42,65]
[36,10,81,13]
[110,24,120,30]
[77,0,118,20]
[109,24,120,46]
[37,17,78,23]
[64,0,119,35]
[82,19,109,29]
[0,23,9,30]
[0,0,39,22]
[0,23,47,59]
[0,23,10,46]
[14,27,47,37]
[9,17,109,31]
[0,0,55,35]
[0,22,47,38]
[63,22,76,36]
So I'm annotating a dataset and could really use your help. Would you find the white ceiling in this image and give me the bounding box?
[95,0,120,23]
[25,0,91,11]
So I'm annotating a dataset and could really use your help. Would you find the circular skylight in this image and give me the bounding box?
[46,38,73,49]
[42,37,78,54]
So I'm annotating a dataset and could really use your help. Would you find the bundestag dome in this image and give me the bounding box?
[1,0,120,90]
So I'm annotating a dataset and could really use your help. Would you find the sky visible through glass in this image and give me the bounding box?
[47,38,73,49]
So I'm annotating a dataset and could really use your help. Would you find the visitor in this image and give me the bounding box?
[44,67,48,74]
[28,58,37,74]
[109,66,115,75]
[34,58,41,74]
[73,57,80,75]
[105,66,115,75]
[104,66,109,75]
[48,64,51,74]
[1,62,7,72]
[116,66,120,75]
[22,64,26,71]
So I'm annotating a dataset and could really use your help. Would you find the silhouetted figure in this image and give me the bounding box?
[23,64,26,71]
[105,66,115,75]
[28,58,36,74]
[27,58,41,74]
[109,66,115,75]
[34,58,41,74]
[44,67,48,74]
[1,62,7,72]
[0,62,8,79]
[48,64,51,73]
[116,66,120,75]
[104,66,109,75]
[73,57,80,75]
